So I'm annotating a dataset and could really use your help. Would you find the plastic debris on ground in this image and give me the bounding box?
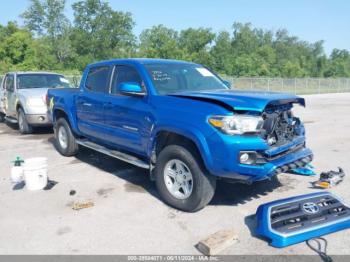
[289,164,316,176]
[312,167,345,189]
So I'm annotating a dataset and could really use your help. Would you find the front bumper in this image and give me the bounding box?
[204,132,313,183]
[26,113,52,126]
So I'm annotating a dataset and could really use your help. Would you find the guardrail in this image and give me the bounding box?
[1,75,350,95]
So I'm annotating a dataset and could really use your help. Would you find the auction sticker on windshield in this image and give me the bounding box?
[196,68,214,77]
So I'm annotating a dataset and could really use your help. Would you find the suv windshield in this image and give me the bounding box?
[145,63,228,94]
[17,74,72,89]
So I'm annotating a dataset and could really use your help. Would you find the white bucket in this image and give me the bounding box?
[23,157,48,191]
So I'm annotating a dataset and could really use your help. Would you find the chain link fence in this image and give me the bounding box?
[1,74,350,94]
[226,77,350,95]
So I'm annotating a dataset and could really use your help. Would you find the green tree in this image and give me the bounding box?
[0,22,44,71]
[21,0,46,36]
[21,0,73,66]
[178,28,215,66]
[139,25,184,59]
[324,49,350,77]
[71,0,135,69]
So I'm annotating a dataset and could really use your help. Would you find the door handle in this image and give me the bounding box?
[82,103,92,107]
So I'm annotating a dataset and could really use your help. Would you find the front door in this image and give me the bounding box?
[104,65,153,155]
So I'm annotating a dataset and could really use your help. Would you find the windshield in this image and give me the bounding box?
[144,63,228,94]
[17,74,72,89]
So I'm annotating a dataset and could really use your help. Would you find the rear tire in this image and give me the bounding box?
[18,108,33,134]
[55,117,78,156]
[155,145,216,212]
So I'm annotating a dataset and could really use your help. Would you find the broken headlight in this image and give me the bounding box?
[209,115,264,135]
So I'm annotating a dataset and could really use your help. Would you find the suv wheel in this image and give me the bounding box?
[155,145,216,212]
[18,108,33,134]
[55,118,78,156]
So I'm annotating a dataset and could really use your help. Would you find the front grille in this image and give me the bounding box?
[270,194,350,235]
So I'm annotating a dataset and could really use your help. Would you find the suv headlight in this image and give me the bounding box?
[209,114,264,135]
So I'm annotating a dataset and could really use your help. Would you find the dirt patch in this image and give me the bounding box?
[97,187,115,198]
[66,201,74,207]
[303,120,315,124]
[275,175,298,192]
[56,226,72,236]
[177,221,188,231]
[69,159,83,165]
[18,134,51,141]
[167,212,176,219]
[124,182,146,193]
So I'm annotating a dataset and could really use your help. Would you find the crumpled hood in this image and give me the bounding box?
[169,89,305,112]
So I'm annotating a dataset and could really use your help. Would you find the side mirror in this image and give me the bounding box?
[119,82,145,96]
[223,80,232,88]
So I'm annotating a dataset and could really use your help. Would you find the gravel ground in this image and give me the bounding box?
[0,93,349,255]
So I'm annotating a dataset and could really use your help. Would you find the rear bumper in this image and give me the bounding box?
[26,113,52,126]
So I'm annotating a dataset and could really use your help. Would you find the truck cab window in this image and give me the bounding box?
[111,66,143,94]
[85,66,111,93]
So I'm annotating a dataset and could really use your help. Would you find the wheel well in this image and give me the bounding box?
[16,103,23,112]
[155,131,202,161]
[54,109,68,122]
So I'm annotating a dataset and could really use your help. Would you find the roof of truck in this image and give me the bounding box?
[6,71,64,75]
[88,58,196,67]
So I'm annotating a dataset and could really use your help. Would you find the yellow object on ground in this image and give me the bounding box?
[72,201,94,210]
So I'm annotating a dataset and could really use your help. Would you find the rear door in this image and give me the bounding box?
[76,66,112,141]
[104,65,153,155]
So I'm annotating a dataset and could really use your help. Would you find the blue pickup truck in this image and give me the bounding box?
[48,58,313,212]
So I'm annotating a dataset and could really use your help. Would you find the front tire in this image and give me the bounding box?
[155,145,216,212]
[55,118,78,156]
[18,108,33,134]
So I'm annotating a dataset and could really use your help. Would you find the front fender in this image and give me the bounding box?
[15,94,27,113]
[149,123,214,171]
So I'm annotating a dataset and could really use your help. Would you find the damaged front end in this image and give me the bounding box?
[169,90,313,181]
[261,103,305,147]
[251,101,313,179]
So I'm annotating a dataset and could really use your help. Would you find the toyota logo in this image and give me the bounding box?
[302,202,320,214]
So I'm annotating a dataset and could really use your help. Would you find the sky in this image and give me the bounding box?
[0,0,349,55]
